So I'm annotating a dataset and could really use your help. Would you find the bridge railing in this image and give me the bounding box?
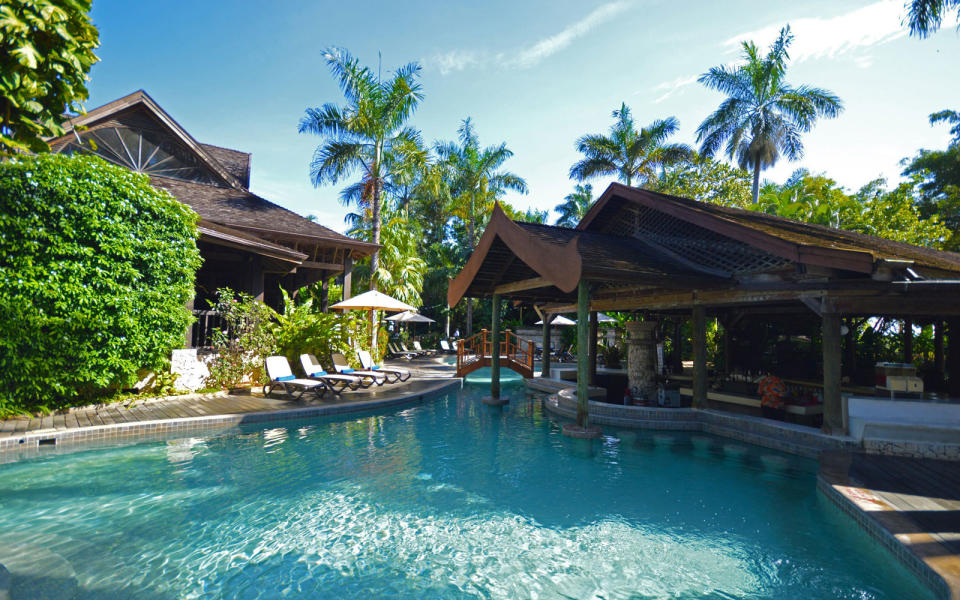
[457,329,534,376]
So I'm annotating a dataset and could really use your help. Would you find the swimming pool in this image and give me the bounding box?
[0,383,932,599]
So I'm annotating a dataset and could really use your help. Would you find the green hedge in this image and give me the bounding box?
[0,154,201,415]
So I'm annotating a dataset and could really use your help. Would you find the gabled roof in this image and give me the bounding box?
[56,90,242,189]
[200,143,251,188]
[447,204,726,306]
[580,183,960,276]
[152,176,377,251]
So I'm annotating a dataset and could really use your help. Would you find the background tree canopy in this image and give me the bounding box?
[0,154,201,415]
[0,0,100,154]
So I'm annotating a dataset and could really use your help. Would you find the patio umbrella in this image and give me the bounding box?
[535,315,576,326]
[330,291,417,356]
[387,311,436,323]
[596,312,617,323]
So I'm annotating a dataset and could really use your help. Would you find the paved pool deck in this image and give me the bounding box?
[0,358,459,457]
[820,451,960,599]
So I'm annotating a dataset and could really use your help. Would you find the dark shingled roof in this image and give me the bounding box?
[152,176,367,246]
[514,221,714,280]
[199,143,251,188]
[583,183,960,275]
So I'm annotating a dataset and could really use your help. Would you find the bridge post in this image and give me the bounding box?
[542,315,552,378]
[491,293,501,399]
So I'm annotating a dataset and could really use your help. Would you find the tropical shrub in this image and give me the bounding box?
[0,154,200,416]
[271,289,370,371]
[204,289,277,389]
[0,0,100,154]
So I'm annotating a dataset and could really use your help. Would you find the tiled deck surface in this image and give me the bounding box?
[0,358,457,453]
[820,451,960,599]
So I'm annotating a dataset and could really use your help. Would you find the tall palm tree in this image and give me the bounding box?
[569,103,692,187]
[907,0,960,37]
[554,183,593,227]
[298,47,424,290]
[696,26,843,203]
[439,118,527,334]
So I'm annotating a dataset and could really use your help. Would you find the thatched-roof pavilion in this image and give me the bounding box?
[449,183,960,435]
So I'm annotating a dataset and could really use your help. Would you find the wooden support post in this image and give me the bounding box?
[721,318,731,375]
[692,306,707,409]
[822,312,843,434]
[342,256,353,300]
[577,281,590,427]
[588,311,599,385]
[904,319,914,364]
[491,294,501,400]
[948,319,960,398]
[542,315,552,378]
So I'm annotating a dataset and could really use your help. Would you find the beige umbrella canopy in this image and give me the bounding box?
[330,290,417,313]
[330,290,418,358]
[387,311,435,323]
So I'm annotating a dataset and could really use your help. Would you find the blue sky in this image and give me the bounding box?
[86,0,958,231]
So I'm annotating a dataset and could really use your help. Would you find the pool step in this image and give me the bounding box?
[703,422,825,458]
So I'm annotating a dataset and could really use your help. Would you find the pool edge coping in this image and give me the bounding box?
[0,378,463,457]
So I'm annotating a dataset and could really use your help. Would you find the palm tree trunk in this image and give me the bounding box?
[371,179,381,291]
[465,217,476,336]
[751,163,761,203]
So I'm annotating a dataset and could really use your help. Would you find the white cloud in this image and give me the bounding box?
[647,0,924,104]
[507,1,633,68]
[721,0,907,63]
[425,1,634,74]
[429,50,484,76]
[651,74,699,104]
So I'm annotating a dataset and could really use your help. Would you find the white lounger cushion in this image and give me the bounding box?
[266,356,321,388]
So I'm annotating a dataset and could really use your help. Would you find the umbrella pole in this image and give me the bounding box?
[370,309,377,360]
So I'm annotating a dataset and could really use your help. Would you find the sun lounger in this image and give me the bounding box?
[331,353,388,386]
[264,356,325,400]
[388,343,417,359]
[412,341,436,355]
[358,350,411,383]
[440,340,452,353]
[299,354,364,394]
[401,342,427,357]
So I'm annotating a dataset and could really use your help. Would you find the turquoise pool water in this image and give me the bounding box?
[0,383,932,599]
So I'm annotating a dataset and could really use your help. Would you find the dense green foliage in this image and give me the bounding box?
[0,0,100,154]
[696,26,843,202]
[570,103,691,187]
[271,290,370,371]
[653,153,753,207]
[204,289,278,389]
[0,154,200,416]
[901,110,960,249]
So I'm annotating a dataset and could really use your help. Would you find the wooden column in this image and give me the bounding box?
[948,318,960,398]
[576,281,590,427]
[588,311,599,385]
[491,294,501,399]
[342,256,353,300]
[904,319,914,364]
[692,306,707,409]
[542,315,552,378]
[247,255,264,301]
[822,312,843,434]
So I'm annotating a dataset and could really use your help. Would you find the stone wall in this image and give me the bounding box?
[170,349,215,391]
[626,321,658,401]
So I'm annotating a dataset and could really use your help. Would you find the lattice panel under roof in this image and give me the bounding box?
[604,205,791,274]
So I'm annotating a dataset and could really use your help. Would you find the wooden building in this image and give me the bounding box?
[448,183,960,434]
[47,91,376,345]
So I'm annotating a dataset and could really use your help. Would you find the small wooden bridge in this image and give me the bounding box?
[456,329,535,379]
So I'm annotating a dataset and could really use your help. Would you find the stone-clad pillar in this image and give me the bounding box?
[626,321,658,402]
